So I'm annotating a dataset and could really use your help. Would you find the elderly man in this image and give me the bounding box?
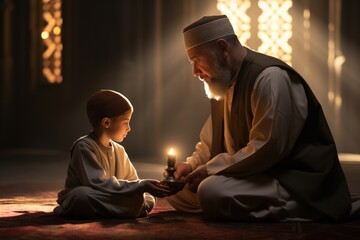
[166,15,351,222]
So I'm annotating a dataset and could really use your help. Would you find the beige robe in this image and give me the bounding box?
[54,133,155,219]
[167,67,323,221]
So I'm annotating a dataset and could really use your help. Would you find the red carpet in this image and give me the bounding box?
[1,191,360,240]
[1,155,360,239]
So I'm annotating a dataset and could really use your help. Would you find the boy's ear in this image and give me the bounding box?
[101,117,111,128]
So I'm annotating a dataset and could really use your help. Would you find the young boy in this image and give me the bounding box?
[54,89,170,219]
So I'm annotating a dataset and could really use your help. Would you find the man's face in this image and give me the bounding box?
[187,44,232,100]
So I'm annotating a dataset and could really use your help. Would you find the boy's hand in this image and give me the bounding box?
[143,179,171,198]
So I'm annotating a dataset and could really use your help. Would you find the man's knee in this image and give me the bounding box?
[198,175,228,215]
[198,175,226,198]
[166,186,202,213]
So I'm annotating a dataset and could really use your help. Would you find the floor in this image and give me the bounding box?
[0,149,165,198]
[1,150,360,239]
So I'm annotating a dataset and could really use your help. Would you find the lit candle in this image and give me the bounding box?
[167,148,176,168]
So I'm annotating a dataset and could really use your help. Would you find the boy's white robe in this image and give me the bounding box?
[54,133,154,218]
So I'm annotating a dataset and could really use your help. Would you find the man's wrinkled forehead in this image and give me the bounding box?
[186,44,205,63]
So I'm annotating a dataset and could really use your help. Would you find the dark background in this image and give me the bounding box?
[1,0,359,163]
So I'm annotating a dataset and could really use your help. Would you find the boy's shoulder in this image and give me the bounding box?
[70,134,127,157]
[71,135,126,152]
[73,134,95,146]
[110,140,125,151]
[70,134,98,155]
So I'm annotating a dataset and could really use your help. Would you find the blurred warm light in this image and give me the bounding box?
[43,43,56,58]
[328,91,335,103]
[258,0,293,65]
[42,0,63,83]
[41,31,49,39]
[338,153,360,162]
[334,55,345,108]
[53,26,61,35]
[217,0,251,46]
[168,148,175,156]
[217,0,293,65]
[303,9,310,18]
[303,9,310,29]
[335,96,342,108]
[216,0,355,151]
[303,8,310,53]
[327,0,344,125]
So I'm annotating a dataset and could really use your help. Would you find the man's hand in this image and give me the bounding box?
[163,162,192,182]
[143,179,171,198]
[185,164,209,193]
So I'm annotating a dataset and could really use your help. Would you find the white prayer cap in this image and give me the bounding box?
[183,15,235,51]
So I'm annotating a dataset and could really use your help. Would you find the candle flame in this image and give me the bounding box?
[168,148,175,155]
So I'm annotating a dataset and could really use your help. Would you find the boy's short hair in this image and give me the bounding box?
[87,89,133,128]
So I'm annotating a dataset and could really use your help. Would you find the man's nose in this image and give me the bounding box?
[192,64,201,78]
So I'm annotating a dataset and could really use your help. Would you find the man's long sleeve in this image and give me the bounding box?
[186,116,212,171]
[206,67,308,177]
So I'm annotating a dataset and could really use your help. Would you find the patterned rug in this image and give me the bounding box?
[1,191,360,240]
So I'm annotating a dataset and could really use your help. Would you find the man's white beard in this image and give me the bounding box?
[203,66,232,101]
[204,82,225,101]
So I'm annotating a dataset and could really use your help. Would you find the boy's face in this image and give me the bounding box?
[106,110,132,143]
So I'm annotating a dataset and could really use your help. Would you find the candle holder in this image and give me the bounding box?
[162,149,185,194]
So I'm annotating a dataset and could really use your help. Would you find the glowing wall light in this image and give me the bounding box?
[217,0,251,46]
[328,0,344,110]
[42,0,63,83]
[258,0,293,65]
[217,0,293,65]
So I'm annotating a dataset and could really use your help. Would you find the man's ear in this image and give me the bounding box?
[216,38,229,59]
[101,117,111,128]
